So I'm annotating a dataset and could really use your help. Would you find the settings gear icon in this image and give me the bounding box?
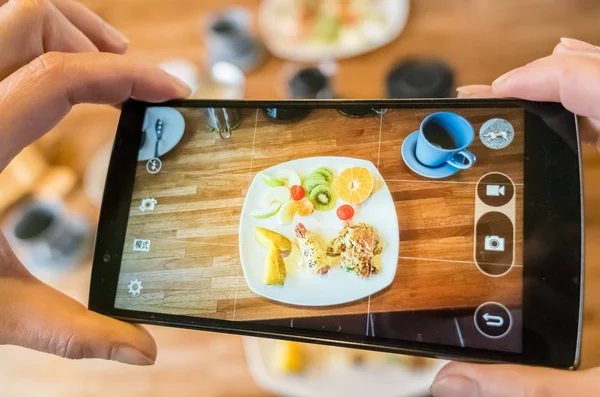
[128,279,143,296]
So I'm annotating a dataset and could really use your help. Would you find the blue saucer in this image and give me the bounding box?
[401,131,460,179]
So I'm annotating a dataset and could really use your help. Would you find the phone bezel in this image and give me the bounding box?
[89,99,583,369]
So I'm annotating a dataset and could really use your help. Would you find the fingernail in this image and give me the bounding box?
[493,66,526,86]
[560,37,594,51]
[431,376,479,397]
[456,86,470,93]
[172,76,192,97]
[113,345,155,365]
[104,21,130,49]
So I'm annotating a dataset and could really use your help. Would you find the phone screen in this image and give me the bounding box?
[115,105,524,354]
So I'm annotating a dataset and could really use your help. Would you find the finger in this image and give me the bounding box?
[553,37,600,57]
[492,53,600,121]
[0,52,191,167]
[0,232,30,277]
[456,85,495,99]
[431,362,600,397]
[0,273,156,365]
[0,0,97,79]
[51,0,129,53]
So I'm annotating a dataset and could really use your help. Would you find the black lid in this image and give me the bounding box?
[263,107,312,123]
[387,59,455,99]
[288,67,332,99]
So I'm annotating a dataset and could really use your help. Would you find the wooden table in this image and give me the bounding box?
[2,1,600,396]
[117,107,523,323]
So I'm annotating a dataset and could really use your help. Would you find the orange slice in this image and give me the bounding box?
[334,167,374,205]
[297,199,314,217]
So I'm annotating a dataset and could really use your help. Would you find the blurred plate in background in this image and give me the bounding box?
[244,337,446,397]
[259,0,409,62]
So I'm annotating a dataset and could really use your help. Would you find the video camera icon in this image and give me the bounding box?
[486,184,505,197]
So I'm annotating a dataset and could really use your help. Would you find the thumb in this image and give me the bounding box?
[0,233,156,365]
[431,362,600,397]
[1,275,157,365]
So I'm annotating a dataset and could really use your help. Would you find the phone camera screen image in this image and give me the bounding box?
[113,105,528,355]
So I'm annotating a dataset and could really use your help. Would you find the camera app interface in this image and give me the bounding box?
[117,106,523,353]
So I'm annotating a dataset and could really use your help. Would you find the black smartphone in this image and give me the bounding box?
[89,99,583,369]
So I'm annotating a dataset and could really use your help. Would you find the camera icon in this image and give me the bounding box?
[484,235,505,252]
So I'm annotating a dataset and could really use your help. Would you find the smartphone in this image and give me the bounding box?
[89,100,583,369]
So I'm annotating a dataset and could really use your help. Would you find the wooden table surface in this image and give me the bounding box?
[2,1,600,396]
[116,107,523,323]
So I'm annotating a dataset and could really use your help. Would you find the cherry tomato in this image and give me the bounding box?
[337,204,355,221]
[291,185,305,201]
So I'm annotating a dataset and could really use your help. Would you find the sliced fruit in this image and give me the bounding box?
[297,199,314,217]
[309,184,337,211]
[264,247,286,286]
[254,227,292,251]
[336,204,355,221]
[311,167,334,184]
[275,169,301,187]
[290,185,305,201]
[278,200,299,225]
[259,172,285,187]
[250,202,282,219]
[263,186,290,206]
[302,176,327,195]
[334,167,374,205]
[276,341,308,374]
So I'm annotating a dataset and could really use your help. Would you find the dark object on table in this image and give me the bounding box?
[387,59,454,99]
[263,107,312,123]
[288,67,334,99]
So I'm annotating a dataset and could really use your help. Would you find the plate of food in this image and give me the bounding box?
[244,337,447,397]
[239,156,399,306]
[258,0,410,62]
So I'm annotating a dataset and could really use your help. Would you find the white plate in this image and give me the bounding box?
[244,337,447,397]
[258,0,410,62]
[138,107,185,161]
[239,157,399,306]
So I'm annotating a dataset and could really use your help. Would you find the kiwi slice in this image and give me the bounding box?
[310,168,333,184]
[302,176,327,194]
[309,184,337,211]
[316,167,334,179]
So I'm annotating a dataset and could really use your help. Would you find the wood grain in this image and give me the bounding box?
[2,1,600,396]
[116,107,523,321]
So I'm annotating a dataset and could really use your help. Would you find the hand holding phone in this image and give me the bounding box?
[431,37,599,397]
[91,97,582,370]
[0,0,190,365]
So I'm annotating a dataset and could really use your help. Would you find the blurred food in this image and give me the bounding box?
[274,340,435,375]
[276,341,309,373]
[292,0,387,43]
[0,145,79,216]
[259,0,409,61]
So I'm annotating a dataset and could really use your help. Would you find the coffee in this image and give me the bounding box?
[423,120,458,150]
